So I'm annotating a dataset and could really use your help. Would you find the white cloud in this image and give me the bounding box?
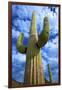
[12,28,20,39]
[12,52,26,63]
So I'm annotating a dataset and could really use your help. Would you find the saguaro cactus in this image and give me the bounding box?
[16,12,50,85]
[47,64,53,83]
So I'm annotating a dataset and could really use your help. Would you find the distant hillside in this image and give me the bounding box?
[12,80,24,88]
[12,79,58,88]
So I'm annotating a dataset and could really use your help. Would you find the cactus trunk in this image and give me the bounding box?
[24,35,45,85]
[47,64,53,83]
[24,12,45,85]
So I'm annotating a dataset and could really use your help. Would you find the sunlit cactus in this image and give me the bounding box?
[47,64,53,83]
[16,12,50,85]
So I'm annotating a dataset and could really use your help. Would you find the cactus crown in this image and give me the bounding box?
[30,12,38,37]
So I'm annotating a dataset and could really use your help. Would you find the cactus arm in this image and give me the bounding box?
[47,64,53,83]
[16,33,27,54]
[36,16,50,48]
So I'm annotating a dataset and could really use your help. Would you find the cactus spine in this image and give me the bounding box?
[16,12,50,85]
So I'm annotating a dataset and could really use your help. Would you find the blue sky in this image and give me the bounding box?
[12,4,59,83]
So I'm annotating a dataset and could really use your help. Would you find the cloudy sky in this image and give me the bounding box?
[12,4,59,83]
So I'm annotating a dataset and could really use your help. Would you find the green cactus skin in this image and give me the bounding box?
[37,16,50,48]
[16,12,50,85]
[16,33,27,54]
[47,64,53,83]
